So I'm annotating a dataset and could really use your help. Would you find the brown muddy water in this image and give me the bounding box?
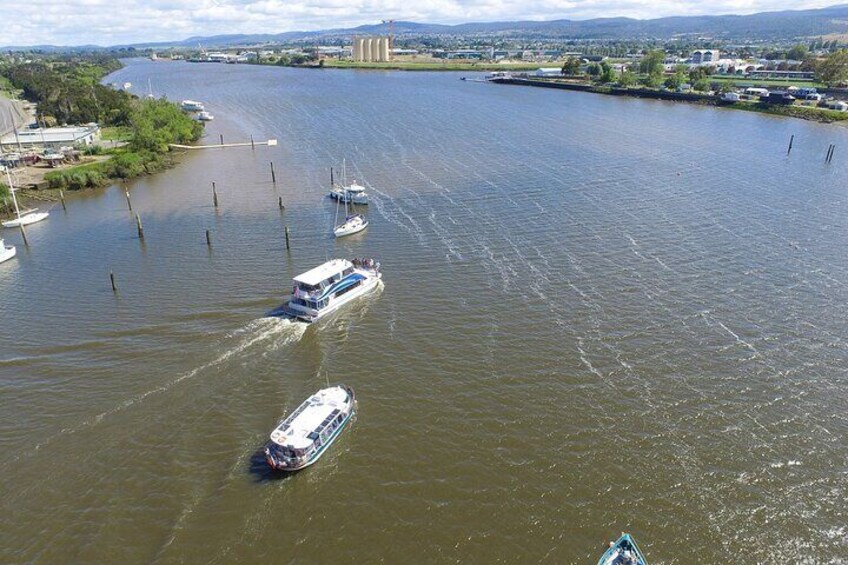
[1,58,846,563]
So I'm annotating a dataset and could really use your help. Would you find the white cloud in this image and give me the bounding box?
[0,0,836,46]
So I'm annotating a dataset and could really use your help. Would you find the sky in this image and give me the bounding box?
[0,0,838,47]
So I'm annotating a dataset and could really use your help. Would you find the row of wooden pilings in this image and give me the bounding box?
[108,161,287,292]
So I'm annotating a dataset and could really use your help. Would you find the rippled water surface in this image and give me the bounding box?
[2,59,847,563]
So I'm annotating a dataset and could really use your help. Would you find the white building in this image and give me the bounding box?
[534,67,563,77]
[0,124,101,151]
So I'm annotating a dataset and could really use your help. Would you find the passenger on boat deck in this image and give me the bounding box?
[613,550,635,565]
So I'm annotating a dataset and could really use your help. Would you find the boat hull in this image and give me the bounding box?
[598,534,648,565]
[329,191,368,205]
[0,245,16,264]
[2,212,49,228]
[334,219,368,238]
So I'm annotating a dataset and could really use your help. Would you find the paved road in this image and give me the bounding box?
[0,97,27,138]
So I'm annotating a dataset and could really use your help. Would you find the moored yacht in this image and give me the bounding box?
[329,181,368,205]
[269,258,382,323]
[0,238,16,264]
[264,385,356,471]
[334,213,368,238]
[181,99,205,112]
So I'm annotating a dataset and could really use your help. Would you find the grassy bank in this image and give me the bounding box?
[726,101,848,122]
[44,98,202,191]
[318,59,542,72]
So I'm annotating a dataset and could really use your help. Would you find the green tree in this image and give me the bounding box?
[599,61,616,84]
[787,44,809,61]
[639,50,665,80]
[618,70,636,87]
[586,63,601,77]
[693,78,710,92]
[561,57,581,76]
[688,66,710,83]
[816,49,848,86]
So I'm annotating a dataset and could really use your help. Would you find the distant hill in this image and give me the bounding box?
[6,4,848,50]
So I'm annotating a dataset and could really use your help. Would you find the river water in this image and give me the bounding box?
[2,59,847,563]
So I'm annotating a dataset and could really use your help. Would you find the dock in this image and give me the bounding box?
[169,139,277,150]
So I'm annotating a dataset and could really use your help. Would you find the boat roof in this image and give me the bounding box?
[343,182,365,192]
[270,386,350,450]
[293,259,353,286]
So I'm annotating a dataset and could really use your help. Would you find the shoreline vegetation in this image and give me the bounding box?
[494,77,848,124]
[0,55,202,210]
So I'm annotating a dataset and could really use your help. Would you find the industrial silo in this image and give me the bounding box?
[380,37,390,61]
[364,38,373,62]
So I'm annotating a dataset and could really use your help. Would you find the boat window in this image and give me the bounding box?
[334,281,362,298]
[307,431,319,440]
[342,268,353,276]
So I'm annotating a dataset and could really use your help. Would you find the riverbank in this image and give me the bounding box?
[315,59,542,72]
[493,77,848,124]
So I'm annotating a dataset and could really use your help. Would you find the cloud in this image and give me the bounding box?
[0,0,836,46]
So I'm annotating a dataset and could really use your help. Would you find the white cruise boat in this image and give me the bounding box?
[270,258,382,323]
[0,238,16,264]
[196,111,214,121]
[334,214,368,238]
[264,385,356,471]
[181,99,205,112]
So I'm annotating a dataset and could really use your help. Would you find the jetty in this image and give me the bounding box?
[169,139,277,150]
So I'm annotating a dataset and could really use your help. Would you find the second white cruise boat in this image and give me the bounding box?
[270,258,382,323]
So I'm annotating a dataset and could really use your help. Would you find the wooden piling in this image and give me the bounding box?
[219,134,224,146]
[787,134,794,154]
[829,145,836,163]
[250,135,255,150]
[110,270,117,292]
[270,161,276,184]
[206,229,211,246]
[284,226,291,250]
[19,224,28,247]
[136,213,144,239]
[278,196,284,210]
[330,167,334,186]
[212,182,219,207]
[125,190,132,211]
[59,190,66,211]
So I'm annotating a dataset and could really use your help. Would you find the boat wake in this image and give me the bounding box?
[14,318,307,467]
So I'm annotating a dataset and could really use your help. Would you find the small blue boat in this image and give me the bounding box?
[597,533,648,565]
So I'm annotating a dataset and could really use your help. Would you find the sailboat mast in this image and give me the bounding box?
[5,169,21,220]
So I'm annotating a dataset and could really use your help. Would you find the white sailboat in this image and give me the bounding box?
[0,237,15,264]
[2,169,49,228]
[333,162,368,238]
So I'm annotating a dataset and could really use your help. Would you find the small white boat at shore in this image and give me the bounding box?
[269,258,382,323]
[2,212,48,228]
[2,169,49,228]
[264,385,356,471]
[181,99,205,112]
[0,238,16,264]
[196,111,214,121]
[334,214,368,238]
